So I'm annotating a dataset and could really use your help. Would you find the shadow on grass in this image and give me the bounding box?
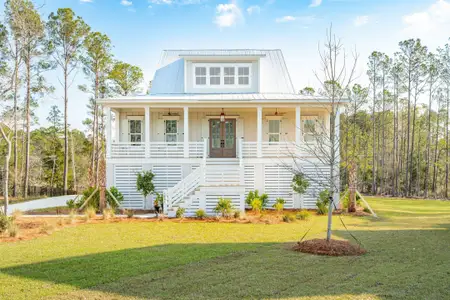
[1,224,449,299]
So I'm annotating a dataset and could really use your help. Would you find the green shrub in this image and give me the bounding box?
[341,190,362,209]
[108,187,124,209]
[214,198,234,218]
[292,173,310,194]
[176,207,186,218]
[77,186,124,210]
[246,190,269,208]
[282,214,296,223]
[296,210,311,220]
[316,189,330,215]
[125,209,134,218]
[250,198,262,213]
[233,210,241,219]
[136,171,155,199]
[0,213,11,234]
[195,209,206,219]
[273,198,285,212]
[155,193,164,207]
[66,199,76,209]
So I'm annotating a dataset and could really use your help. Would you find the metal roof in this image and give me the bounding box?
[150,49,296,95]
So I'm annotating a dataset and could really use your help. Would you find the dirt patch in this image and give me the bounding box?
[293,239,366,256]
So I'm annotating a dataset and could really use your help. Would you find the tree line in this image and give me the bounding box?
[0,0,145,208]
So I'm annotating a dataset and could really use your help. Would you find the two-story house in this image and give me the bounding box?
[98,49,338,215]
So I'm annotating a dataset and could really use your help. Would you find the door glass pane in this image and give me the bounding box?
[224,121,235,148]
[269,120,280,133]
[211,120,221,149]
[269,134,280,142]
[165,120,177,134]
[129,120,142,143]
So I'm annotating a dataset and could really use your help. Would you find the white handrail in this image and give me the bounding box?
[165,167,202,209]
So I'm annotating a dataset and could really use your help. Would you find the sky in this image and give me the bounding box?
[2,0,450,130]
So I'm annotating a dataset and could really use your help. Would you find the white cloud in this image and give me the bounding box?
[149,0,173,4]
[309,0,322,8]
[403,0,450,35]
[214,1,243,28]
[275,16,296,23]
[247,5,261,15]
[121,0,132,6]
[354,15,369,27]
[80,0,93,2]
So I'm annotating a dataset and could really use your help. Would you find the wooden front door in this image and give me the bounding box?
[209,119,236,158]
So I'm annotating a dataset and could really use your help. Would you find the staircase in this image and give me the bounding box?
[163,158,244,216]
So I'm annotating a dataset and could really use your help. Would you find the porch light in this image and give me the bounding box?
[220,109,225,122]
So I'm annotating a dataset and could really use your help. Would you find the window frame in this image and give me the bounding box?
[268,119,281,143]
[127,118,143,144]
[193,63,252,88]
[164,119,178,144]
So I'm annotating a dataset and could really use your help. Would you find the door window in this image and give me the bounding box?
[224,120,235,148]
[128,120,142,143]
[165,120,178,143]
[211,120,221,149]
[268,120,281,142]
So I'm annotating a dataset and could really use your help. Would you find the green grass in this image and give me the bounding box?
[1,197,449,300]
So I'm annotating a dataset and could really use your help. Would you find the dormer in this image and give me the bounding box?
[150,49,295,95]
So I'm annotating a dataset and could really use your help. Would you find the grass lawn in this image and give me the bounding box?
[0,197,449,300]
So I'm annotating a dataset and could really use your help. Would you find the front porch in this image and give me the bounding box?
[105,106,330,160]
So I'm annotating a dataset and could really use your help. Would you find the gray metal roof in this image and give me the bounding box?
[150,49,296,95]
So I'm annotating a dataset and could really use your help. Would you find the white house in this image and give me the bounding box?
[98,49,339,215]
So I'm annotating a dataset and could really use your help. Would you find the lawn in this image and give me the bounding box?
[0,197,449,300]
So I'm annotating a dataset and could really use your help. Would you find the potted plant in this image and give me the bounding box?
[154,193,164,214]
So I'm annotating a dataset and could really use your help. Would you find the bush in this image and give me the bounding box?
[77,186,124,211]
[296,210,311,220]
[125,209,134,218]
[136,171,155,199]
[273,198,285,212]
[85,206,97,219]
[176,207,186,218]
[292,173,310,195]
[0,213,11,234]
[195,209,206,219]
[233,210,241,219]
[250,198,262,213]
[282,214,296,223]
[103,208,115,220]
[108,187,124,209]
[214,198,234,218]
[341,190,362,209]
[7,222,19,237]
[316,189,330,215]
[246,190,269,209]
[66,199,76,209]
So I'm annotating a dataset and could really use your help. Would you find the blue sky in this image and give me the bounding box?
[2,0,450,130]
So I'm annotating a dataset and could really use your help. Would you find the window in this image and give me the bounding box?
[128,120,142,143]
[209,67,221,85]
[268,120,281,142]
[224,67,235,85]
[195,67,206,85]
[165,120,178,143]
[303,119,317,143]
[238,67,250,85]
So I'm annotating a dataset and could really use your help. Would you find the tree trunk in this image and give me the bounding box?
[348,161,357,213]
[63,68,69,195]
[446,88,449,198]
[409,92,419,196]
[0,126,11,214]
[70,130,77,192]
[91,72,99,186]
[424,82,433,197]
[23,57,31,199]
[12,48,20,198]
[372,78,377,195]
[405,71,412,196]
[432,98,440,196]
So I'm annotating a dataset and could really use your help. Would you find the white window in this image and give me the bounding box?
[268,120,281,142]
[128,119,142,143]
[209,67,221,85]
[195,67,206,85]
[165,120,178,143]
[224,67,235,85]
[303,119,318,143]
[238,67,250,85]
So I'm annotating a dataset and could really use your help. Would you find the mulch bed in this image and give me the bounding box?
[293,238,366,256]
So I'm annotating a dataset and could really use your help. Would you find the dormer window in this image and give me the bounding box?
[193,63,251,88]
[195,67,207,85]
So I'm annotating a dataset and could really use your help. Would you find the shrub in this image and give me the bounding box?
[233,210,241,219]
[8,222,19,237]
[66,199,76,209]
[77,186,124,210]
[282,214,296,223]
[136,171,155,200]
[296,210,311,220]
[85,207,97,219]
[155,193,164,207]
[195,209,206,219]
[341,190,362,209]
[214,198,234,218]
[292,173,310,195]
[125,209,134,218]
[107,187,124,209]
[246,190,269,209]
[250,198,262,213]
[0,213,11,234]
[176,207,185,218]
[103,208,115,220]
[316,189,330,215]
[273,198,285,212]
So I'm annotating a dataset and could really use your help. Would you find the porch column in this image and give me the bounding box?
[295,106,302,145]
[184,106,189,158]
[145,106,150,158]
[106,106,112,158]
[257,106,263,158]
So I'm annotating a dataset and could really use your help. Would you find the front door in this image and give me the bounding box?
[209,119,236,158]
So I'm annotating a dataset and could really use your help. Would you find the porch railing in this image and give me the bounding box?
[110,142,205,159]
[242,141,299,158]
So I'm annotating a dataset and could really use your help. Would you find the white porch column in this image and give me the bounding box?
[106,106,112,158]
[257,106,263,158]
[145,106,150,158]
[295,106,302,146]
[184,106,189,158]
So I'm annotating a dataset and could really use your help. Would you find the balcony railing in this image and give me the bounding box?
[110,142,205,159]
